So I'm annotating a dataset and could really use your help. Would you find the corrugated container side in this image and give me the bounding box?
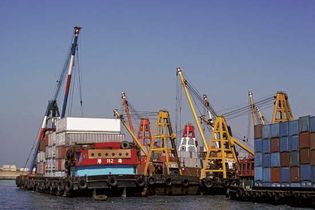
[280,152,290,167]
[280,137,289,152]
[271,123,279,138]
[299,116,311,133]
[280,167,290,183]
[288,135,299,151]
[311,116,315,133]
[310,133,315,150]
[299,132,311,149]
[262,139,270,154]
[290,151,299,166]
[262,125,271,139]
[263,168,271,182]
[311,150,315,165]
[271,167,280,182]
[271,138,280,153]
[300,148,310,164]
[279,122,288,137]
[263,153,271,168]
[254,124,262,139]
[290,166,300,182]
[271,153,280,167]
[48,133,56,146]
[254,153,262,167]
[300,164,312,181]
[254,139,262,153]
[289,120,299,136]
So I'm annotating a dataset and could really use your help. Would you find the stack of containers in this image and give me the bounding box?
[254,116,315,188]
[45,132,56,177]
[254,124,263,186]
[36,151,46,175]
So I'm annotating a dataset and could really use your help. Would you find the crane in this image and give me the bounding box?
[29,27,81,173]
[272,91,293,123]
[176,67,254,180]
[248,91,266,125]
[121,92,135,133]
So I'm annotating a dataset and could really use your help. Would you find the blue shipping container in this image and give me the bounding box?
[299,116,311,133]
[280,167,290,183]
[262,139,271,154]
[300,164,312,181]
[312,166,315,183]
[254,167,263,181]
[288,135,299,151]
[289,120,299,136]
[271,153,280,167]
[290,151,299,166]
[263,153,271,168]
[263,168,271,182]
[271,123,279,138]
[254,153,262,167]
[311,116,315,133]
[279,122,288,137]
[262,124,271,139]
[280,137,289,152]
[254,139,262,153]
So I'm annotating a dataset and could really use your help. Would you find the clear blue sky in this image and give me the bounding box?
[0,1,314,167]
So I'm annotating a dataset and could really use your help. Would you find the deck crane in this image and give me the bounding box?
[28,27,81,173]
[272,91,294,123]
[248,91,266,125]
[176,67,254,181]
[121,92,135,133]
[200,94,215,131]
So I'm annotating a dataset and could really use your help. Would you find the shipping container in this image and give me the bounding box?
[300,148,310,164]
[299,132,311,149]
[300,164,312,181]
[311,150,315,165]
[299,116,311,133]
[271,123,279,138]
[271,138,280,153]
[254,153,262,167]
[280,137,289,152]
[288,135,299,151]
[289,120,299,136]
[290,151,299,166]
[279,122,288,137]
[56,117,121,133]
[262,139,270,154]
[280,152,290,167]
[263,168,271,182]
[254,124,262,139]
[280,167,290,183]
[254,167,263,181]
[254,139,262,153]
[290,166,300,182]
[271,167,280,182]
[56,132,125,145]
[262,125,271,139]
[263,153,271,168]
[271,153,280,167]
[48,133,56,146]
[310,133,315,150]
[311,116,315,133]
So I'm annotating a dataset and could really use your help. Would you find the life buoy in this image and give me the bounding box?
[136,176,145,187]
[182,179,189,187]
[148,176,155,185]
[203,178,213,188]
[108,176,118,187]
[65,179,73,192]
[165,177,172,187]
[79,177,88,189]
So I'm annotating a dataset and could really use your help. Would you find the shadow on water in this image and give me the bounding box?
[0,180,309,210]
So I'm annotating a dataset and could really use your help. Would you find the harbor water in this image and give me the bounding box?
[0,180,309,210]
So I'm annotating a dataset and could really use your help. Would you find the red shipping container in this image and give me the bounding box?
[271,138,280,153]
[280,152,290,167]
[290,166,300,182]
[57,159,65,171]
[271,167,280,182]
[310,133,315,150]
[254,124,262,139]
[300,148,310,164]
[299,132,311,149]
[57,146,67,159]
[311,150,315,165]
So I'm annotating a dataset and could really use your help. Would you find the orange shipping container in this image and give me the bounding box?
[290,166,300,182]
[299,132,311,149]
[280,152,290,167]
[271,167,280,182]
[254,124,262,139]
[310,133,315,150]
[271,138,280,153]
[311,150,315,165]
[300,148,310,164]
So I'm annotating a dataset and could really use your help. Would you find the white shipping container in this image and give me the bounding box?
[56,117,121,133]
[56,133,66,146]
[48,132,56,146]
[56,132,124,145]
[37,152,46,162]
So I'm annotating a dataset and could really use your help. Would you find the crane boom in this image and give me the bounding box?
[176,68,209,150]
[121,92,135,133]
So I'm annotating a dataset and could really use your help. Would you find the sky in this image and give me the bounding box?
[0,1,315,167]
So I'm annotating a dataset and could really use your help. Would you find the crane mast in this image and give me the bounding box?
[272,91,294,123]
[248,91,266,125]
[121,92,135,133]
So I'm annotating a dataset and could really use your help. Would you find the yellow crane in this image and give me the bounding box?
[272,91,293,123]
[176,68,254,180]
[248,91,266,125]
